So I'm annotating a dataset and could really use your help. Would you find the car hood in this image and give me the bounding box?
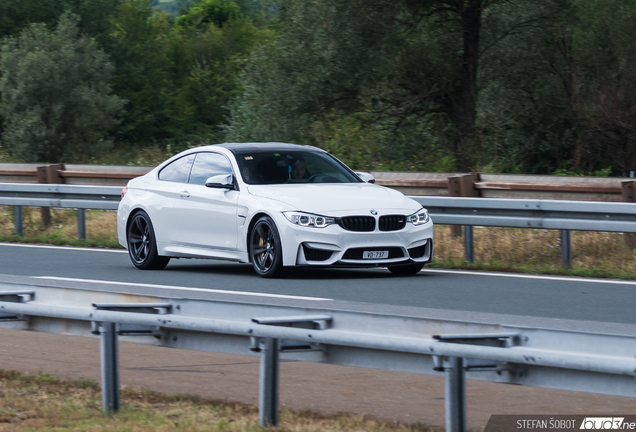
[247,183,420,214]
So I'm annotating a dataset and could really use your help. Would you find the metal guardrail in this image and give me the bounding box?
[1,183,635,264]
[418,196,636,232]
[0,183,121,210]
[0,282,635,431]
[0,183,122,238]
[413,196,636,265]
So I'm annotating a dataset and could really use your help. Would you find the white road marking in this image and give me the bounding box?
[0,243,127,253]
[34,276,333,301]
[422,268,636,286]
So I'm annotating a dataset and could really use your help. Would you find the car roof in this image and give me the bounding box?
[216,142,324,153]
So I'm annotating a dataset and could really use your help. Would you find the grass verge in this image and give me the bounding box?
[0,370,436,432]
[0,207,121,249]
[432,225,636,279]
[0,206,635,279]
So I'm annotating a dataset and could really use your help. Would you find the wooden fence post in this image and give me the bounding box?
[35,164,65,228]
[36,166,52,228]
[447,173,480,238]
[46,163,64,184]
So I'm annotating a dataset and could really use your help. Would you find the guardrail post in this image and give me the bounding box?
[445,356,466,432]
[464,225,474,263]
[100,322,120,412]
[561,230,571,268]
[622,180,636,250]
[259,337,279,426]
[77,209,86,239]
[14,206,23,236]
[448,177,463,238]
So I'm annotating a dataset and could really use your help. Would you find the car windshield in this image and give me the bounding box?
[233,150,361,185]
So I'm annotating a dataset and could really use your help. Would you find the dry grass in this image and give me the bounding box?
[433,225,636,277]
[0,207,120,248]
[0,370,436,432]
[0,207,635,278]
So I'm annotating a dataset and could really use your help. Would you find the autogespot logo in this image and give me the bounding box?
[483,415,636,432]
[580,418,628,429]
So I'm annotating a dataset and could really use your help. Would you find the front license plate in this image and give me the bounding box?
[362,250,389,260]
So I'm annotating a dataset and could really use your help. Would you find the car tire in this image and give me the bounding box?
[127,210,170,270]
[387,262,424,276]
[250,216,284,278]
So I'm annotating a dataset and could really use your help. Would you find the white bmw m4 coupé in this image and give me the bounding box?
[117,143,433,277]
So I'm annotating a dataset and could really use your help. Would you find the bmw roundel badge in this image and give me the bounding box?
[370,210,378,215]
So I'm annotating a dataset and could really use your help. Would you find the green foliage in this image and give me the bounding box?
[1,0,635,175]
[176,0,242,28]
[0,12,125,162]
[477,0,636,175]
[95,0,271,149]
[161,0,271,148]
[553,166,613,177]
[593,167,614,177]
[227,0,636,175]
[0,0,124,39]
[225,0,538,172]
[0,0,63,38]
[152,0,181,14]
[309,112,382,170]
[553,167,584,177]
[0,0,271,155]
[100,0,175,143]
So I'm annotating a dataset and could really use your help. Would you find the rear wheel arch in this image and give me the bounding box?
[125,209,170,270]
[125,208,144,239]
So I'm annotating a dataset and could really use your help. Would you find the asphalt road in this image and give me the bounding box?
[1,242,635,324]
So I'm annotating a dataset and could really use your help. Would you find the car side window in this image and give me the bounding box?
[188,152,234,185]
[158,154,195,183]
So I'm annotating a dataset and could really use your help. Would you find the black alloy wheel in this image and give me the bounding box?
[249,216,284,278]
[387,262,424,276]
[127,210,170,270]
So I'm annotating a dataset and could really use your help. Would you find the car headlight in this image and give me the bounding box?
[407,208,430,225]
[283,211,335,228]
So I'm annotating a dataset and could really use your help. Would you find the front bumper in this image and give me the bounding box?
[273,213,434,267]
[298,239,433,267]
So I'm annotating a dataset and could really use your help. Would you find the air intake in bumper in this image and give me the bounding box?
[342,247,404,260]
[302,244,333,261]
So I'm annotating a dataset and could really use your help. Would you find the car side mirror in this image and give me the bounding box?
[355,172,375,184]
[205,174,235,189]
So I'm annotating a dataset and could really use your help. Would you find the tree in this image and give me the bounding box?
[0,12,125,162]
[477,0,636,175]
[226,0,548,171]
[100,0,175,143]
[165,0,271,144]
[0,0,124,40]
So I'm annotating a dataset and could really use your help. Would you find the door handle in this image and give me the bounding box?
[180,191,190,198]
